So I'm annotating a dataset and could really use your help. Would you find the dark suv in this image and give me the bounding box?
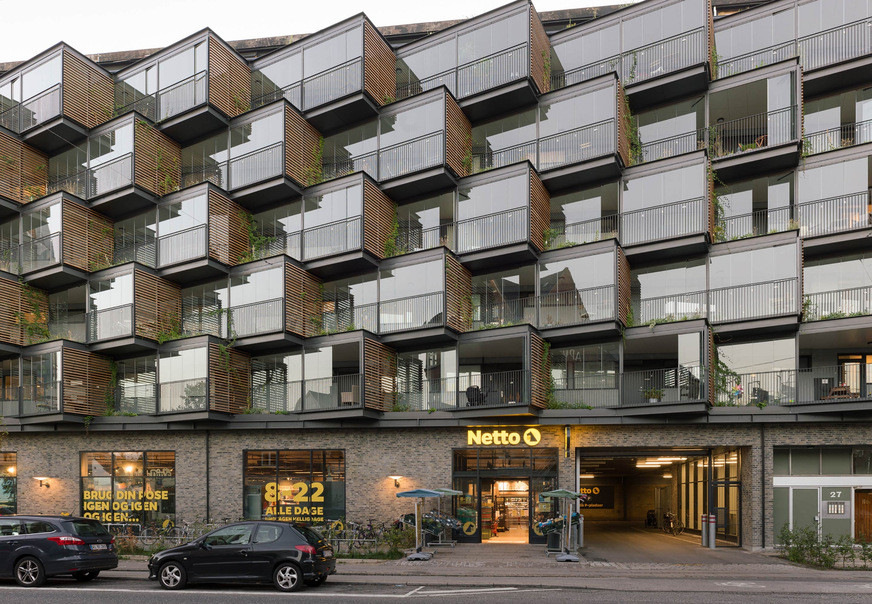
[0,516,117,586]
[148,521,335,592]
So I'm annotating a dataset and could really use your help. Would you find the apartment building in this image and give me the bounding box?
[0,0,870,550]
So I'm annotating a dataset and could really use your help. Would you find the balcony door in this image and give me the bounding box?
[837,354,872,399]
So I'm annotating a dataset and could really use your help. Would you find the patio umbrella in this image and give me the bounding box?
[397,489,443,560]
[541,489,585,562]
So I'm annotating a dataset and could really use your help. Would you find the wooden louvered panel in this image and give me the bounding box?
[207,189,248,265]
[62,347,111,415]
[445,95,471,178]
[616,81,631,168]
[0,131,47,204]
[363,21,396,105]
[530,333,547,409]
[133,121,181,197]
[133,269,181,341]
[0,277,46,345]
[529,169,550,252]
[284,105,323,186]
[208,37,252,118]
[445,254,471,332]
[209,342,251,413]
[61,199,113,272]
[707,0,716,78]
[707,328,715,405]
[62,50,114,129]
[529,8,550,94]
[363,179,394,259]
[708,165,715,241]
[284,261,322,338]
[363,338,396,412]
[616,247,631,326]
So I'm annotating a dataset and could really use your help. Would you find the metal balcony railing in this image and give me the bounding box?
[471,140,537,173]
[538,285,615,328]
[113,240,157,267]
[18,232,61,273]
[157,224,207,267]
[709,106,797,159]
[803,120,872,155]
[396,69,456,101]
[799,18,872,71]
[320,300,378,334]
[0,385,19,417]
[87,304,133,342]
[620,197,707,246]
[708,277,798,324]
[228,298,284,338]
[395,376,458,411]
[158,378,208,413]
[551,56,620,91]
[19,380,62,416]
[250,380,304,413]
[302,215,361,260]
[471,296,535,330]
[321,151,377,182]
[719,207,791,241]
[228,141,283,190]
[48,316,87,343]
[458,369,527,409]
[715,41,797,79]
[180,299,224,338]
[803,285,872,322]
[0,84,62,133]
[635,290,707,324]
[0,241,17,273]
[252,58,363,111]
[621,366,703,406]
[378,131,444,181]
[117,382,157,415]
[47,153,134,200]
[455,207,527,254]
[636,127,706,164]
[545,215,619,249]
[393,224,453,255]
[796,191,870,238]
[116,71,207,122]
[181,159,228,190]
[551,374,620,408]
[302,374,362,411]
[379,291,444,333]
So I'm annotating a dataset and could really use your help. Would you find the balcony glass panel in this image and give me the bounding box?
[227,267,284,338]
[21,351,61,415]
[396,347,457,411]
[716,337,795,406]
[252,51,302,108]
[796,156,871,237]
[804,252,872,321]
[181,131,229,189]
[471,108,537,173]
[116,66,158,120]
[456,173,527,254]
[395,192,455,254]
[157,194,207,266]
[116,355,157,415]
[303,182,362,259]
[250,200,303,261]
[0,358,18,417]
[300,26,363,110]
[456,11,528,98]
[458,336,525,408]
[378,100,444,180]
[303,342,360,411]
[229,112,283,189]
[158,347,207,412]
[181,278,229,337]
[0,217,19,273]
[114,211,157,267]
[48,285,86,342]
[798,0,872,70]
[717,172,794,241]
[547,183,618,249]
[18,53,62,131]
[20,202,61,273]
[621,163,707,246]
[320,272,378,334]
[49,146,88,198]
[379,260,444,333]
[396,39,457,100]
[538,88,615,171]
[539,252,616,328]
[709,244,798,323]
[636,96,705,164]
[251,351,303,413]
[156,43,208,120]
[88,273,133,341]
[550,24,621,89]
[551,342,619,408]
[471,266,535,330]
[632,259,706,325]
[714,8,796,78]
[322,120,378,181]
[89,124,134,197]
[804,88,872,155]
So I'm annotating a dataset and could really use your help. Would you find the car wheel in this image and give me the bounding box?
[15,556,46,587]
[304,575,327,587]
[158,561,187,590]
[273,562,302,592]
[72,570,100,582]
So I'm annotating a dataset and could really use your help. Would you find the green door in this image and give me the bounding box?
[792,488,819,532]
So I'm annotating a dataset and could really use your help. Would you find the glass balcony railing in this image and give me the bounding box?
[0,385,19,417]
[538,285,616,329]
[158,378,208,413]
[395,376,458,411]
[621,197,707,246]
[708,277,798,324]
[545,215,619,250]
[250,380,304,413]
[87,304,133,342]
[803,120,872,155]
[253,58,363,112]
[0,84,62,134]
[302,374,363,411]
[378,291,444,333]
[635,290,707,324]
[718,207,791,242]
[636,128,706,165]
[47,153,134,200]
[458,369,528,409]
[113,240,157,267]
[117,382,157,415]
[228,298,284,338]
[157,225,207,267]
[393,224,453,255]
[799,17,872,72]
[19,381,62,416]
[709,106,798,159]
[471,297,534,330]
[796,191,870,238]
[18,233,62,274]
[715,364,872,407]
[302,216,361,260]
[116,71,207,122]
[716,42,797,80]
[803,285,872,321]
[456,207,528,254]
[320,301,378,334]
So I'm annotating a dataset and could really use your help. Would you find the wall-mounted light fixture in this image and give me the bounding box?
[662,473,673,479]
[389,475,402,488]
[33,476,50,489]
[579,474,595,479]
[6,466,15,476]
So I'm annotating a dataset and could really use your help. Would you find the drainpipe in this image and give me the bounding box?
[760,423,765,549]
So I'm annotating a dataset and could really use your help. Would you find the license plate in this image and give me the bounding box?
[323,550,333,558]
[90,544,108,551]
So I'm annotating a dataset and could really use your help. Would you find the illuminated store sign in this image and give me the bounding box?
[467,427,541,446]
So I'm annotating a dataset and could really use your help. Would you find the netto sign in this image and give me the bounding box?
[467,427,542,446]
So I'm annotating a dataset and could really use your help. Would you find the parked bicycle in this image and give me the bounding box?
[140,518,182,546]
[661,512,685,536]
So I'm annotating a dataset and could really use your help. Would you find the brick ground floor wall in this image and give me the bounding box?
[2,422,870,550]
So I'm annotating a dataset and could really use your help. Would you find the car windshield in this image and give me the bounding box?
[63,519,110,537]
[294,525,326,545]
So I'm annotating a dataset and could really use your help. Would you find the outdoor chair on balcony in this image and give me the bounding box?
[340,384,360,406]
[465,386,486,406]
[823,386,860,400]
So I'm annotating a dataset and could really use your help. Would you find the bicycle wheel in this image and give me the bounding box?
[672,521,685,536]
[140,528,157,546]
[167,527,185,544]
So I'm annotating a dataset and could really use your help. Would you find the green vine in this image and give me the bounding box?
[237,211,276,263]
[305,137,324,186]
[542,51,552,91]
[83,415,94,434]
[462,134,473,175]
[712,346,742,406]
[156,314,183,344]
[383,214,406,258]
[104,360,118,413]
[623,94,642,166]
[16,281,50,344]
[625,303,634,327]
[708,163,728,242]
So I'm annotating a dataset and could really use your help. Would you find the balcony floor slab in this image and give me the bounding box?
[88,337,158,355]
[713,315,799,337]
[230,176,303,211]
[457,241,538,272]
[159,105,229,145]
[538,320,622,344]
[541,154,623,192]
[626,64,708,110]
[21,118,88,154]
[452,404,540,418]
[21,265,88,291]
[232,331,304,353]
[159,258,230,283]
[381,326,459,348]
[89,186,157,219]
[305,93,380,134]
[380,167,458,201]
[711,141,800,182]
[459,79,540,123]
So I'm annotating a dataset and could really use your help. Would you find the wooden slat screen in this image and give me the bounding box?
[529,168,550,252]
[62,50,114,129]
[708,164,715,241]
[529,8,550,94]
[707,327,715,405]
[530,333,547,409]
[62,347,112,415]
[208,189,248,265]
[284,261,323,337]
[61,199,113,272]
[707,0,716,78]
[445,253,471,332]
[134,269,181,341]
[445,95,472,178]
[285,105,323,186]
[133,120,181,197]
[0,131,47,204]
[616,81,631,168]
[208,36,252,118]
[209,342,251,413]
[364,338,396,412]
[617,246,631,326]
[363,21,396,105]
[363,179,394,259]
[0,277,47,346]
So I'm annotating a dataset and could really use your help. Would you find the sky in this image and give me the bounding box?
[0,0,640,64]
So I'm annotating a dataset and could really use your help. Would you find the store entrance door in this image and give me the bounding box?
[484,479,529,543]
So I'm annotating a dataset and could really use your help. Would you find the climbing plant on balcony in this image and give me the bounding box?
[15,281,50,344]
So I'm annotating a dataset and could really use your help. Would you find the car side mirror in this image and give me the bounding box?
[200,540,212,550]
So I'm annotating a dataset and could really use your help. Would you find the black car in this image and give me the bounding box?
[148,521,335,592]
[0,516,117,587]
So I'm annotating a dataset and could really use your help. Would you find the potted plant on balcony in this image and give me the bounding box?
[643,387,663,404]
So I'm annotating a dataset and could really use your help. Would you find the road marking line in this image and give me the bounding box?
[416,587,519,594]
[0,586,415,598]
[404,586,425,597]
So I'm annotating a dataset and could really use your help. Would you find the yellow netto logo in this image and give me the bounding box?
[467,427,542,446]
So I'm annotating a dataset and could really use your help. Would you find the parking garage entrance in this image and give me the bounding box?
[577,448,742,547]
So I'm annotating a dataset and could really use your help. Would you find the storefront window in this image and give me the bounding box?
[0,453,16,514]
[243,450,345,524]
[80,451,175,525]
